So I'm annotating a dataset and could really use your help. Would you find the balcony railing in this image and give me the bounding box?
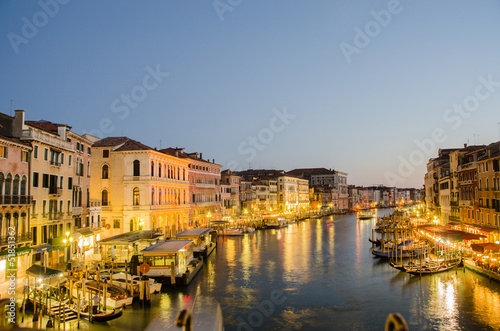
[195,183,216,188]
[72,207,83,215]
[0,195,33,205]
[22,128,74,151]
[50,160,61,167]
[459,200,472,206]
[49,187,62,196]
[0,232,32,245]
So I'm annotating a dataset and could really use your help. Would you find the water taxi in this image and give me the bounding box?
[174,228,217,258]
[265,216,288,229]
[133,240,203,285]
[357,211,376,220]
[103,272,162,294]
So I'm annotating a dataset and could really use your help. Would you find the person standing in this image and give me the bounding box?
[92,294,101,315]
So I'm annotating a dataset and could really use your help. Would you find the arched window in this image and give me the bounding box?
[101,190,109,206]
[20,176,27,196]
[0,172,4,196]
[151,188,155,205]
[177,167,180,179]
[158,164,162,177]
[102,165,109,179]
[183,169,186,181]
[159,189,162,204]
[133,160,140,176]
[4,174,12,196]
[151,162,155,176]
[133,187,140,205]
[12,175,19,196]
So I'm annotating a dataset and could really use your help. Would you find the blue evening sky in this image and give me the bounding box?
[1,1,500,188]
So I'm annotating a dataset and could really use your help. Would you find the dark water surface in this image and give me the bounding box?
[83,209,500,330]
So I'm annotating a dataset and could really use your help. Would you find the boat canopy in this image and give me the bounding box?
[141,240,193,255]
[27,265,64,279]
[176,228,213,237]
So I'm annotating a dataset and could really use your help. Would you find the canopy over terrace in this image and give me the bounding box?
[471,243,500,253]
[98,230,164,263]
[418,226,487,242]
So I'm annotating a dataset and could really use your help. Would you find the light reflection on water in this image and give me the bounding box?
[83,209,500,330]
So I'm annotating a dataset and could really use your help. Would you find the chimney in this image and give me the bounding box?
[58,125,68,141]
[212,159,215,163]
[12,109,25,138]
[464,143,467,148]
[200,153,203,160]
[175,150,179,157]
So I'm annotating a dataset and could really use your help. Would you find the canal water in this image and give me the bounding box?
[68,209,500,330]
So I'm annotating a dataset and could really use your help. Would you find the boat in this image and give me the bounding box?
[175,228,217,257]
[371,240,429,259]
[404,258,462,275]
[68,279,133,308]
[133,240,203,285]
[368,238,381,247]
[66,300,123,322]
[222,227,245,236]
[103,272,162,294]
[358,211,376,220]
[266,217,288,229]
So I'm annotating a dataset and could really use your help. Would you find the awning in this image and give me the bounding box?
[32,244,52,253]
[0,246,31,259]
[26,265,64,279]
[79,229,94,237]
[471,243,500,253]
[47,245,66,252]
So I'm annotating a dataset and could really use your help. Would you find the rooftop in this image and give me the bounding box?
[141,240,194,254]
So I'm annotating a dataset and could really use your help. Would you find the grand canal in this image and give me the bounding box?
[78,209,500,330]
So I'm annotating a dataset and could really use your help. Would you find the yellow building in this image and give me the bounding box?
[91,137,190,239]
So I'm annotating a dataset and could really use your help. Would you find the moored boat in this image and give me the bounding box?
[68,279,133,309]
[404,258,462,275]
[174,228,217,258]
[133,240,203,285]
[67,300,123,322]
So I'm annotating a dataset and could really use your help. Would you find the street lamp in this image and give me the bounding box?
[207,212,211,228]
[139,218,144,231]
[62,231,73,266]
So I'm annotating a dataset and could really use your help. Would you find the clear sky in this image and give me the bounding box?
[1,1,500,189]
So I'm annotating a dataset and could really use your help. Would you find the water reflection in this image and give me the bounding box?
[86,209,500,330]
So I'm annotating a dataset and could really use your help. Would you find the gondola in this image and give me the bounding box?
[67,300,123,322]
[404,259,462,275]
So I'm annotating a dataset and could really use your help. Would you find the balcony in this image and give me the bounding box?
[49,187,62,196]
[48,212,64,221]
[195,183,216,189]
[72,207,83,215]
[50,160,61,167]
[0,232,32,245]
[0,195,33,205]
[123,175,188,184]
[22,128,74,151]
[459,200,472,206]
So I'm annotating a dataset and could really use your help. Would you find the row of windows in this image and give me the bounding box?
[101,187,189,206]
[0,146,30,162]
[0,173,28,196]
[189,163,220,174]
[32,172,73,190]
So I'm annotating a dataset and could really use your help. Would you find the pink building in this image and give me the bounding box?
[161,148,222,227]
[0,134,32,295]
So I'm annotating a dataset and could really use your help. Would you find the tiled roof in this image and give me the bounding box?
[25,120,71,134]
[0,134,31,147]
[287,168,336,176]
[92,137,130,147]
[93,137,154,152]
[160,147,222,166]
[114,139,154,152]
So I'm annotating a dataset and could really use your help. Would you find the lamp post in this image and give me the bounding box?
[62,231,73,268]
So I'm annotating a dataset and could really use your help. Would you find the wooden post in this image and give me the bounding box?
[77,291,81,328]
[103,279,107,312]
[171,261,176,285]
